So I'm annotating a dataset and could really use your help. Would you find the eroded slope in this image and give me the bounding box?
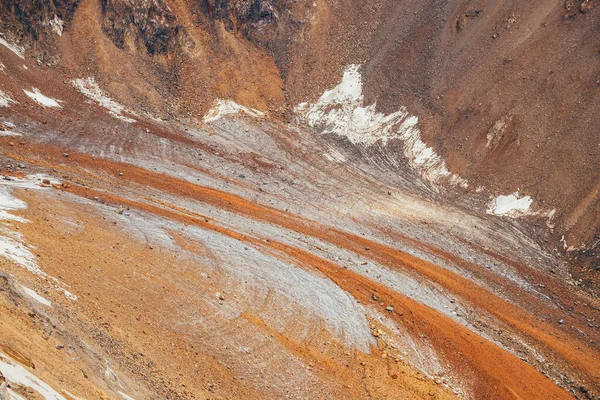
[0,1,598,399]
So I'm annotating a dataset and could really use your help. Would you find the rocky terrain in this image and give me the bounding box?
[0,0,598,399]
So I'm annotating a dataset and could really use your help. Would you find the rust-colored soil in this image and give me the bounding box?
[0,1,598,398]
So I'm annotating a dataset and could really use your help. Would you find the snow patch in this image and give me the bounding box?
[23,88,62,108]
[0,90,15,107]
[295,65,466,185]
[21,285,51,306]
[0,233,39,272]
[118,391,136,400]
[0,186,29,223]
[0,352,66,400]
[203,99,264,123]
[487,192,533,217]
[0,176,77,300]
[0,121,21,136]
[62,391,85,400]
[487,192,557,223]
[71,78,136,123]
[104,364,122,385]
[0,36,24,59]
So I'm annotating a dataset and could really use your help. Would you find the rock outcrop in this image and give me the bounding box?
[101,0,188,56]
[0,0,80,63]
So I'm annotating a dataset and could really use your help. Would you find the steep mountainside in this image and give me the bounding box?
[2,0,598,274]
[0,1,598,399]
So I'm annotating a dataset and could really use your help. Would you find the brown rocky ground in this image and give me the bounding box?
[2,0,597,282]
[0,0,598,399]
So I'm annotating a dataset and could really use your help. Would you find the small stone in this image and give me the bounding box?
[386,306,394,312]
[119,172,124,176]
[559,319,564,324]
[42,179,51,185]
[371,294,379,301]
[62,153,69,157]
[17,164,25,169]
[56,344,64,350]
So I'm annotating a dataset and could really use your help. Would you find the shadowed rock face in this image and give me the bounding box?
[0,0,189,59]
[194,0,304,77]
[99,0,296,59]
[101,0,188,55]
[196,0,291,37]
[201,0,278,21]
[0,0,80,62]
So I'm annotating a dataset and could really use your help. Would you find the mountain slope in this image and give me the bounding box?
[0,1,599,399]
